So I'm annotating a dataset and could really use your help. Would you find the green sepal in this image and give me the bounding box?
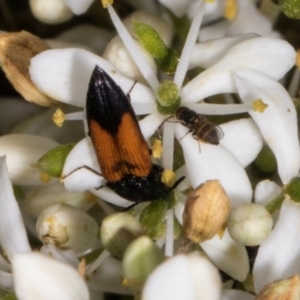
[140,199,168,231]
[255,145,277,174]
[278,0,300,19]
[0,293,17,300]
[123,236,164,292]
[265,193,284,214]
[285,177,300,203]
[37,143,75,177]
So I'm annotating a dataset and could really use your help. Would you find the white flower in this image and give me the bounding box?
[36,203,99,253]
[0,156,92,297]
[12,252,89,300]
[27,2,299,266]
[142,253,222,300]
[29,1,263,206]
[253,199,300,294]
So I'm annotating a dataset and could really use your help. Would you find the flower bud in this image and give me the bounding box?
[256,275,300,300]
[183,180,230,243]
[123,236,164,292]
[36,204,98,253]
[29,0,73,24]
[123,11,173,47]
[139,199,168,237]
[132,20,178,73]
[227,203,273,246]
[0,31,58,106]
[100,212,143,259]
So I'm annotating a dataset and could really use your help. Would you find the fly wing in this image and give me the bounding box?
[86,66,152,182]
[215,125,225,141]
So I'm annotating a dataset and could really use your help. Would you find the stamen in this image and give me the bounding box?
[173,0,206,90]
[64,111,85,120]
[162,122,175,170]
[52,109,65,127]
[165,209,174,257]
[187,102,253,115]
[252,99,268,113]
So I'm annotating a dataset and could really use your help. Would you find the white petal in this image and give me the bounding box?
[0,156,31,261]
[91,188,132,208]
[0,134,59,185]
[254,180,281,206]
[12,252,89,300]
[190,34,258,69]
[158,0,191,17]
[0,271,13,291]
[30,48,155,107]
[201,230,249,281]
[182,37,296,102]
[234,69,300,184]
[220,118,263,167]
[175,124,252,207]
[62,0,93,15]
[253,199,300,293]
[228,0,274,37]
[139,113,166,139]
[25,183,94,217]
[142,253,221,300]
[62,137,104,191]
[221,289,255,300]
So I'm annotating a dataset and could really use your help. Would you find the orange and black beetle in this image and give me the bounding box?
[86,66,184,203]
